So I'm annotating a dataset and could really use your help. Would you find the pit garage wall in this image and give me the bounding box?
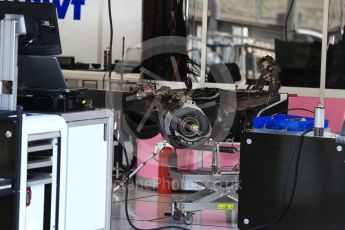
[289,96,345,133]
[57,0,103,64]
[1,0,142,64]
[277,86,345,133]
[60,0,142,64]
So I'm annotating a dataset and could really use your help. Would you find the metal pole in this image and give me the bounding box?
[200,0,208,85]
[121,36,125,81]
[0,15,26,111]
[320,0,330,106]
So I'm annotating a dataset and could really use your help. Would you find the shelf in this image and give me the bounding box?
[27,173,52,187]
[28,132,60,142]
[0,188,14,198]
[27,157,52,169]
[28,143,53,153]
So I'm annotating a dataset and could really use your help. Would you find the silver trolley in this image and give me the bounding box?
[170,142,240,225]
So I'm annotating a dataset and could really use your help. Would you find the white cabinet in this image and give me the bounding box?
[18,109,113,230]
[61,109,113,230]
[19,114,67,230]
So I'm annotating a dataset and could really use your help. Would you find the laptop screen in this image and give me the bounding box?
[18,55,68,90]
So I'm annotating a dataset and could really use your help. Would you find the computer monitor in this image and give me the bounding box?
[0,2,61,56]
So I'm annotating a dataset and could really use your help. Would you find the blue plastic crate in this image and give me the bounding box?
[253,115,329,132]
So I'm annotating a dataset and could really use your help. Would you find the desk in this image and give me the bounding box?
[62,70,140,90]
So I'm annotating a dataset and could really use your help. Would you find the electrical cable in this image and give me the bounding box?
[107,0,114,91]
[118,147,137,172]
[123,147,131,177]
[107,2,113,230]
[248,129,312,230]
[284,0,295,41]
[122,148,191,230]
[272,108,315,116]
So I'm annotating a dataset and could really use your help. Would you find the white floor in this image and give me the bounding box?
[111,185,238,230]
